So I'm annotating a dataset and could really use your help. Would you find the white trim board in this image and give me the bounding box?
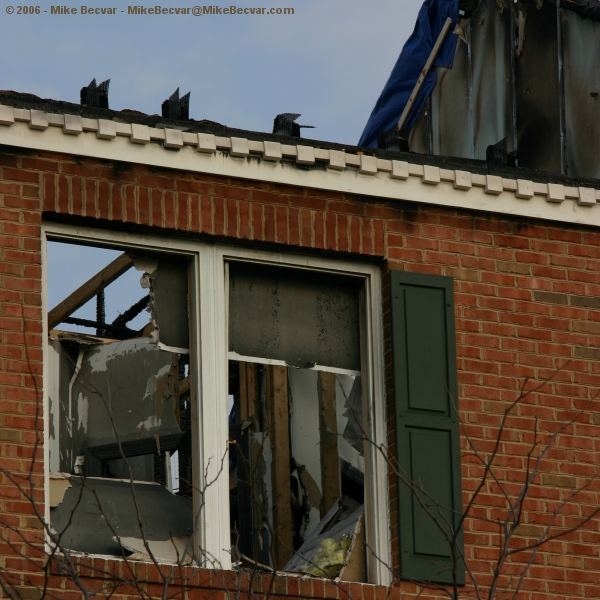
[1,105,599,229]
[41,223,391,585]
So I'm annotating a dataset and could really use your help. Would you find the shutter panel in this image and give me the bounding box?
[390,271,464,585]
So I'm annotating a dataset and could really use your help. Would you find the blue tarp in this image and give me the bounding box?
[358,0,460,148]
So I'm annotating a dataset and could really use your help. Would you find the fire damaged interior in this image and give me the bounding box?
[47,246,368,578]
[227,262,367,579]
[407,0,600,178]
[47,243,194,562]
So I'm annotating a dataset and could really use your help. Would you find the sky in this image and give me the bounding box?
[18,0,424,326]
[1,0,423,146]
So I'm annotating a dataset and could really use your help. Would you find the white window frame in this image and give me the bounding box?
[42,222,391,585]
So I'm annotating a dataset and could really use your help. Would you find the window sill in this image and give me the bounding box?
[48,553,398,600]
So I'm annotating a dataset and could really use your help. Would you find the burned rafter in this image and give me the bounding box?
[63,316,135,337]
[112,294,150,328]
[48,252,134,330]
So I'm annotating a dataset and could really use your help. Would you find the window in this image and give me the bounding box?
[43,224,390,584]
[46,239,195,562]
[227,262,365,575]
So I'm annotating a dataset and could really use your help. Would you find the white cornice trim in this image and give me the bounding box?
[1,104,600,227]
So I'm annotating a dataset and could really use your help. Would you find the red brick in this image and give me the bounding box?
[337,214,349,252]
[2,168,39,184]
[348,215,360,254]
[329,200,364,216]
[98,181,110,220]
[289,207,300,246]
[54,174,68,214]
[276,206,288,244]
[177,193,188,231]
[60,162,99,179]
[124,185,136,222]
[69,176,83,216]
[362,219,373,255]
[290,194,326,211]
[325,212,336,250]
[85,178,97,218]
[189,194,201,233]
[2,196,39,211]
[153,189,165,228]
[138,173,176,191]
[300,208,312,247]
[0,181,21,196]
[137,187,150,226]
[165,190,178,229]
[176,179,211,195]
[227,198,238,238]
[216,184,251,200]
[201,196,213,234]
[374,220,385,256]
[264,204,276,242]
[253,189,288,206]
[314,211,325,249]
[110,183,123,221]
[214,197,226,236]
[250,202,262,240]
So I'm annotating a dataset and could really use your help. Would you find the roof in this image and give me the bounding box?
[1,90,600,230]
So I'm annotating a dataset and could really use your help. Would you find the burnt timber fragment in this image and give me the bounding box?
[272,113,314,137]
[162,88,191,120]
[80,78,110,109]
[47,252,133,331]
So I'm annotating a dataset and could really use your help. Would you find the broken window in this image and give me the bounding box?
[47,240,195,563]
[227,262,368,581]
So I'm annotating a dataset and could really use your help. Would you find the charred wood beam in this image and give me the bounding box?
[48,253,134,330]
[265,365,293,569]
[96,288,106,337]
[63,316,135,337]
[239,362,258,421]
[112,294,150,328]
[318,371,340,518]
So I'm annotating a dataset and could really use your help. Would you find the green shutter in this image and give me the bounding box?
[390,270,464,585]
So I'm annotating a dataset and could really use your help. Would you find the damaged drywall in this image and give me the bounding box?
[229,262,361,371]
[49,474,72,508]
[69,338,182,468]
[50,477,193,556]
[118,536,193,564]
[143,256,190,351]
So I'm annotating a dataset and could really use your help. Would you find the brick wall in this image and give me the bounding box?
[1,146,600,599]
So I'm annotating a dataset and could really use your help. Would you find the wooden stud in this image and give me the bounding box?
[265,365,293,569]
[318,371,340,518]
[239,362,258,420]
[48,252,134,330]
